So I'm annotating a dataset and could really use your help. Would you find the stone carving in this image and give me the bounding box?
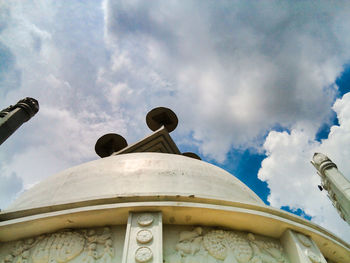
[296,233,312,247]
[247,233,286,263]
[179,227,202,242]
[165,227,288,263]
[134,214,155,262]
[2,238,37,263]
[32,231,85,263]
[136,230,153,244]
[82,227,114,263]
[1,227,114,263]
[135,247,153,263]
[124,212,161,263]
[306,250,321,263]
[295,233,324,263]
[137,214,154,227]
[312,153,330,166]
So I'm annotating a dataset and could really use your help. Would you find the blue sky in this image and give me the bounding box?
[1,1,350,242]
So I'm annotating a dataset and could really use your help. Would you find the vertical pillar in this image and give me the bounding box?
[122,212,162,263]
[281,229,327,263]
[0,97,39,145]
[312,153,350,225]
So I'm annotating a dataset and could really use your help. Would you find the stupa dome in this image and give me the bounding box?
[7,152,264,212]
[1,107,349,263]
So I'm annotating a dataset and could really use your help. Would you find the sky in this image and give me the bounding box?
[1,0,350,242]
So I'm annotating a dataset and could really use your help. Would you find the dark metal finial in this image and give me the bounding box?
[0,97,39,145]
[146,107,178,132]
[16,97,39,120]
[95,133,128,158]
[0,97,39,120]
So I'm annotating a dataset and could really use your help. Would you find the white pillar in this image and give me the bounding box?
[281,229,327,263]
[312,153,350,225]
[122,212,162,263]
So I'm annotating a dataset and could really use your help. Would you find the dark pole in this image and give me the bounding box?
[0,97,39,145]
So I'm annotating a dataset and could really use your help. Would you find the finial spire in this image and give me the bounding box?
[311,152,350,225]
[146,107,178,132]
[311,152,337,176]
[94,106,200,160]
[0,97,39,145]
[95,133,128,158]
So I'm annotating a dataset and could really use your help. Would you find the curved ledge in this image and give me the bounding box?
[0,201,349,262]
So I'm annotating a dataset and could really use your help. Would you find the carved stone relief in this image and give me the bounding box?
[122,212,162,263]
[135,247,153,263]
[324,183,344,219]
[136,230,153,244]
[137,214,154,227]
[1,227,115,263]
[282,230,328,263]
[295,232,326,263]
[133,213,155,263]
[164,226,289,263]
[296,233,312,248]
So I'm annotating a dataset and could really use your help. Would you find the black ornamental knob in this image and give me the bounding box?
[146,107,178,132]
[95,133,128,158]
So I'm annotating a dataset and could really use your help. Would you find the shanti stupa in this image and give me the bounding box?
[0,107,349,263]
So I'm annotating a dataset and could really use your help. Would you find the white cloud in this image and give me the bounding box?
[0,1,127,207]
[0,172,23,210]
[258,92,350,242]
[318,93,350,174]
[1,1,350,246]
[101,0,350,160]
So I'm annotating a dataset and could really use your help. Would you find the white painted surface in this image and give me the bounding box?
[7,153,263,211]
[282,229,327,263]
[122,212,162,263]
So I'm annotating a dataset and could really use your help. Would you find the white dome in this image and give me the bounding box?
[7,153,264,212]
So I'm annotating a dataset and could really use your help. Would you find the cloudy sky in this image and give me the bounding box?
[1,0,350,241]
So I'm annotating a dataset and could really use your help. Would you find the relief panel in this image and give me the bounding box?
[0,226,125,263]
[164,225,289,263]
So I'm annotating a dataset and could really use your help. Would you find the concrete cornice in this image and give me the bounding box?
[0,201,349,262]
